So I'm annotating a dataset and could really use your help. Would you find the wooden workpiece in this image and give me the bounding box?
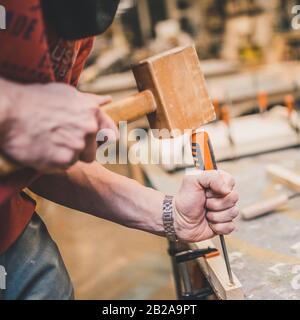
[191,241,244,300]
[267,164,300,192]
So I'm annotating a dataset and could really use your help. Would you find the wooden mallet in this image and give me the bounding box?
[0,45,215,175]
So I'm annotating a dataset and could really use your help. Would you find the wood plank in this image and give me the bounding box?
[266,164,300,191]
[190,240,245,300]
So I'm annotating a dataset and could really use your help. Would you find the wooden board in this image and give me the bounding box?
[266,164,300,192]
[191,240,244,300]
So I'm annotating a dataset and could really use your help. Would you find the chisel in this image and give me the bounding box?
[191,130,234,285]
[241,193,300,220]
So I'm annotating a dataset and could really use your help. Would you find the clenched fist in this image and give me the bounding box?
[174,170,239,242]
[0,79,118,172]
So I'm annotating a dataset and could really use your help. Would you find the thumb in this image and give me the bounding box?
[85,93,112,106]
[97,108,119,141]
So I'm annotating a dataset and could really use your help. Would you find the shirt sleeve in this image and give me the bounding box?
[70,37,95,87]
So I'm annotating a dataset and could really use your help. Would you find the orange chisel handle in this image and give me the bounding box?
[221,105,231,127]
[191,130,234,285]
[191,130,216,171]
[258,91,268,114]
[285,94,295,118]
[212,98,220,119]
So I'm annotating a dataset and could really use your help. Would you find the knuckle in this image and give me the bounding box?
[211,223,221,234]
[56,150,75,166]
[213,223,235,235]
[83,120,99,134]
[207,211,217,223]
[228,207,239,220]
[232,207,239,219]
[218,169,228,180]
[233,191,239,202]
[207,199,219,211]
[73,140,86,152]
[90,104,99,114]
[221,170,235,187]
[230,177,236,188]
[225,223,235,235]
[229,191,239,205]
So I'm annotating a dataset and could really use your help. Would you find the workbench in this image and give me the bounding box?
[142,147,300,300]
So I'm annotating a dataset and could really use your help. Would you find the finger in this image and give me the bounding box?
[209,222,235,235]
[206,207,239,224]
[206,190,239,211]
[97,109,119,140]
[84,93,112,106]
[44,147,79,171]
[189,170,235,195]
[206,190,225,198]
[79,133,97,163]
[71,111,100,137]
[50,127,86,151]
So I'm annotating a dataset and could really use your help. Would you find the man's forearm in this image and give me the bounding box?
[30,162,165,236]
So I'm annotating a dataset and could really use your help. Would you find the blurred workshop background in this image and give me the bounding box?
[32,0,300,300]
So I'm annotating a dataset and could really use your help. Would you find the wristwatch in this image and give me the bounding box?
[162,195,177,242]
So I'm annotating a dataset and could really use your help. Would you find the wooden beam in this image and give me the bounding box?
[190,240,245,300]
[266,164,300,191]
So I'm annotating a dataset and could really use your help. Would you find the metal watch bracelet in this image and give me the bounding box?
[162,195,177,242]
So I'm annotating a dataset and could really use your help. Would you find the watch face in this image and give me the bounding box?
[42,0,121,40]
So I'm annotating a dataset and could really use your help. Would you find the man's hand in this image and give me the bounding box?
[174,170,239,242]
[0,79,118,172]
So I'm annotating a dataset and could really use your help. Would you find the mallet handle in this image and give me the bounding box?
[102,90,156,123]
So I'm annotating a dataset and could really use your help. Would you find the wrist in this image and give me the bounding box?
[137,187,166,236]
[146,189,166,236]
[173,197,197,243]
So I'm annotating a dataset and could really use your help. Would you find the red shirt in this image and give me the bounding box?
[0,0,93,254]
